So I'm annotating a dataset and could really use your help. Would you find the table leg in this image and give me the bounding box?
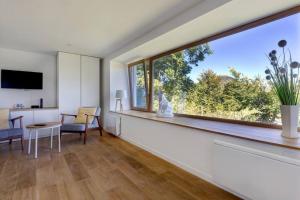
[28,129,31,154]
[58,127,61,153]
[50,128,53,149]
[35,130,38,159]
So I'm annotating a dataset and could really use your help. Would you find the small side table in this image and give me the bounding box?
[26,122,61,158]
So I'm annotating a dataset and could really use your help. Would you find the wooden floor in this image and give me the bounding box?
[0,131,240,200]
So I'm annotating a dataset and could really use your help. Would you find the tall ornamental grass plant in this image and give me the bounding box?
[265,40,300,105]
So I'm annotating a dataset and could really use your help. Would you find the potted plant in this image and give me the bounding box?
[265,40,300,138]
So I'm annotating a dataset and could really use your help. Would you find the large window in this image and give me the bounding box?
[129,8,300,126]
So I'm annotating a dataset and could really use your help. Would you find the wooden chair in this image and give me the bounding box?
[60,107,103,144]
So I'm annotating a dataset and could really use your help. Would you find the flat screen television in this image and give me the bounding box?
[1,69,43,89]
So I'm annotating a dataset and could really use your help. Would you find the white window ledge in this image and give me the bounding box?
[110,110,300,151]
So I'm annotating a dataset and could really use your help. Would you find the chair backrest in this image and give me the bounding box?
[74,107,101,126]
[0,108,10,129]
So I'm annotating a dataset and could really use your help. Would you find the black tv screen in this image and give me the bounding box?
[1,69,43,89]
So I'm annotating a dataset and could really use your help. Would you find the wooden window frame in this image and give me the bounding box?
[128,60,150,111]
[128,6,300,129]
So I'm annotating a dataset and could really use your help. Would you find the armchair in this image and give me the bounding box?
[0,113,24,150]
[60,107,103,144]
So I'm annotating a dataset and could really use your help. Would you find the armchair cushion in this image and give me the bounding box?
[0,128,23,139]
[0,109,9,129]
[74,107,97,124]
[61,123,86,132]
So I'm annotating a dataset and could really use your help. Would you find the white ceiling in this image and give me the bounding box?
[0,0,202,57]
[115,0,300,63]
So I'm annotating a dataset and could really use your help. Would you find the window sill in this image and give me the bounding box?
[110,110,300,151]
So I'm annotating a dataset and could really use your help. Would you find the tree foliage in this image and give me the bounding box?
[152,43,280,123]
[153,44,213,101]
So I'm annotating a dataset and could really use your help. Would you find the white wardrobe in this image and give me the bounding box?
[57,52,100,115]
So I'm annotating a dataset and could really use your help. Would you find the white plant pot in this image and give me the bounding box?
[280,105,300,139]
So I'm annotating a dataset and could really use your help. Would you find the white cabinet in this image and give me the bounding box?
[57,52,100,117]
[10,109,59,139]
[57,52,81,115]
[81,56,100,107]
[33,109,59,123]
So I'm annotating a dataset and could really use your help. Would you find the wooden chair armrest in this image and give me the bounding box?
[60,113,77,117]
[9,116,23,122]
[84,114,100,117]
[9,116,23,128]
[61,113,77,124]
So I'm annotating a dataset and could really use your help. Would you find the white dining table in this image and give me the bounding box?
[26,122,62,158]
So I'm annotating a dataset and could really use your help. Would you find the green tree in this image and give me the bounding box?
[222,68,279,121]
[185,67,279,122]
[249,78,279,122]
[223,68,256,112]
[153,44,213,110]
[186,70,223,114]
[184,44,213,66]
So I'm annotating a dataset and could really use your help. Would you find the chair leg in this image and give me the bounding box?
[83,131,87,144]
[99,127,102,136]
[20,137,24,151]
[96,117,103,137]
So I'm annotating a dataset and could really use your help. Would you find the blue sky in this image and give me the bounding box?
[189,13,300,82]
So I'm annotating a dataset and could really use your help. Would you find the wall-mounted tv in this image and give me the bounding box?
[1,69,43,89]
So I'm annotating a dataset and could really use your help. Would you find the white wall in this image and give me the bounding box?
[101,58,110,128]
[0,48,56,108]
[101,59,130,130]
[110,61,130,111]
[116,114,300,200]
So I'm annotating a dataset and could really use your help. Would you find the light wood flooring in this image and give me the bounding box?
[0,131,240,200]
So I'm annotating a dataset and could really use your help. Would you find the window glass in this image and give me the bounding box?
[129,63,148,109]
[152,13,300,123]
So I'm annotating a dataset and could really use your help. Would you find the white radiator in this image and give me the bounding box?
[106,116,121,136]
[213,140,300,200]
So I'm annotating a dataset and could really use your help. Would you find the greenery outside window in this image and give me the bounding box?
[128,61,149,110]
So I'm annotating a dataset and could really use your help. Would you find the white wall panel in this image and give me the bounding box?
[57,52,81,115]
[80,56,100,107]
